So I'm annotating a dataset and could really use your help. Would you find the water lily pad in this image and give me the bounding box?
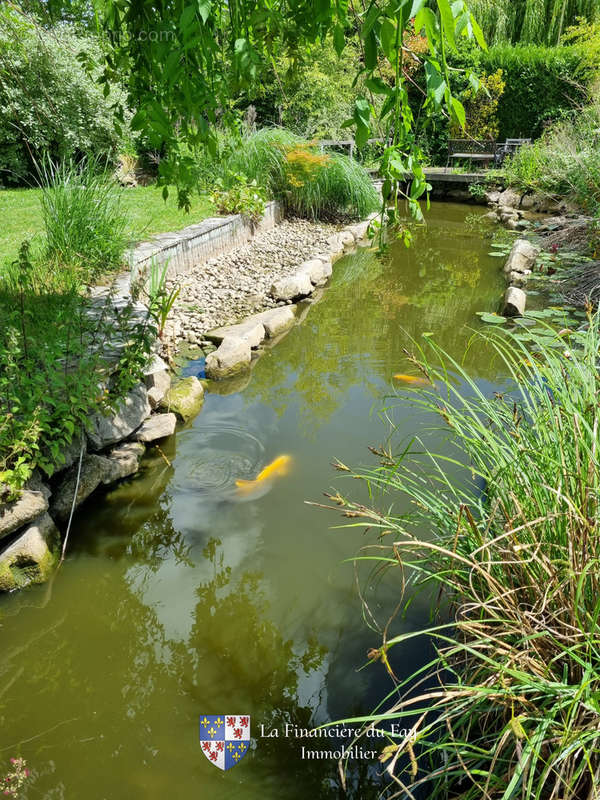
[479,312,507,324]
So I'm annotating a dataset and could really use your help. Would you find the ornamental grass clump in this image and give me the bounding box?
[39,157,129,279]
[328,313,600,799]
[225,127,378,220]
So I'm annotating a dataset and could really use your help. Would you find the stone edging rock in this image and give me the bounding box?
[500,238,540,317]
[0,210,375,593]
[202,216,374,379]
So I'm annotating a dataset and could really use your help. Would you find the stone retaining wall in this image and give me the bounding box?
[130,201,283,283]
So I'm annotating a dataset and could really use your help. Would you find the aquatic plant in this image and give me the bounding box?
[325,310,600,798]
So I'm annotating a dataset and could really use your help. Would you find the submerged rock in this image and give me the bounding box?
[136,413,177,442]
[0,473,51,542]
[0,512,59,592]
[205,337,252,380]
[159,376,205,421]
[88,384,151,450]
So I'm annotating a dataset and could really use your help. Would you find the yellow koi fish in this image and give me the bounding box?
[393,374,429,386]
[235,455,292,492]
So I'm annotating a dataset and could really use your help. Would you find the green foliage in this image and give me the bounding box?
[453,68,506,139]
[250,40,371,141]
[330,312,600,798]
[224,128,378,220]
[40,158,130,278]
[0,5,129,185]
[0,241,156,491]
[469,0,600,45]
[93,0,485,225]
[503,98,600,211]
[479,44,592,138]
[147,258,181,340]
[210,173,267,223]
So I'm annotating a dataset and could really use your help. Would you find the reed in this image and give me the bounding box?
[327,312,600,798]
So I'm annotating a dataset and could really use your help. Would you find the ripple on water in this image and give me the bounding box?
[171,423,266,500]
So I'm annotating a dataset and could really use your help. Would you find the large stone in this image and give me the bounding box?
[205,337,251,380]
[144,357,171,408]
[0,512,59,592]
[104,442,145,482]
[296,259,328,285]
[503,239,540,275]
[57,433,87,473]
[51,454,114,520]
[497,188,521,209]
[0,473,50,542]
[339,230,356,250]
[503,286,527,317]
[270,272,313,301]
[256,307,296,338]
[159,376,205,421]
[206,319,265,348]
[345,220,371,241]
[88,383,151,450]
[135,413,177,442]
[327,234,344,256]
[485,189,501,205]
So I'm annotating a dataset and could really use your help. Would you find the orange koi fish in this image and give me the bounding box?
[235,455,292,492]
[393,374,430,386]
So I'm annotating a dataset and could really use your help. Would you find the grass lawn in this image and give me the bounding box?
[0,184,215,265]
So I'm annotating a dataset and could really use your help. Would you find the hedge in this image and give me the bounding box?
[479,45,591,139]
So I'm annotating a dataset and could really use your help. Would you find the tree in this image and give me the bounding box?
[90,0,485,226]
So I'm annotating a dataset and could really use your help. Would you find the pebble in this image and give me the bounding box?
[167,219,338,345]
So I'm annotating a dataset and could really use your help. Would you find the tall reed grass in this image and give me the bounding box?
[39,158,129,278]
[328,314,600,798]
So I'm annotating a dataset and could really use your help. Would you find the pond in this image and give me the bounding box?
[0,203,508,799]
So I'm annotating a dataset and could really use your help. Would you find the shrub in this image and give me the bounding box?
[0,6,129,185]
[452,69,506,140]
[503,98,600,211]
[40,159,130,278]
[0,241,155,491]
[329,313,600,798]
[210,172,267,223]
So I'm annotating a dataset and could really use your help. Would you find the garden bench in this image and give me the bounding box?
[447,138,498,168]
[495,138,532,165]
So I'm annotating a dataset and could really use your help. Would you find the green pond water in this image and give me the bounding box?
[1,203,509,799]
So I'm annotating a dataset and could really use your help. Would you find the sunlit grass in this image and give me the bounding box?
[0,183,214,267]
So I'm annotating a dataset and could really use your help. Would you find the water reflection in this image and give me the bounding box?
[0,204,507,798]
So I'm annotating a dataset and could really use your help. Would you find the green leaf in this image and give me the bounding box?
[436,0,456,49]
[450,96,466,129]
[479,313,506,324]
[365,76,392,95]
[470,13,487,49]
[333,23,345,55]
[380,18,396,62]
[364,30,378,70]
[197,0,211,23]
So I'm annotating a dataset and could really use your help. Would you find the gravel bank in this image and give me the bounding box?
[167,218,338,346]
